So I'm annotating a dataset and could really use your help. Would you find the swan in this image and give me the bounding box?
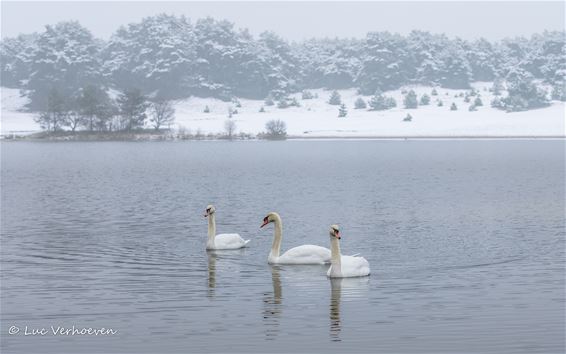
[327,225,370,278]
[204,205,250,250]
[260,212,331,264]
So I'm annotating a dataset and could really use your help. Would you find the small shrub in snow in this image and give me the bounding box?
[328,90,342,105]
[431,88,438,96]
[401,89,408,94]
[474,97,483,106]
[203,105,210,113]
[289,97,301,107]
[259,106,265,113]
[354,97,367,109]
[450,102,458,111]
[403,114,412,122]
[301,90,314,100]
[468,104,477,112]
[420,93,431,105]
[403,90,418,109]
[464,96,471,103]
[437,100,444,107]
[338,103,347,117]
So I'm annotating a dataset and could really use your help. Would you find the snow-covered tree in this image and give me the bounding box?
[500,68,550,111]
[354,97,367,109]
[338,103,347,117]
[103,14,196,99]
[328,90,342,105]
[420,93,431,105]
[368,90,396,110]
[403,90,418,108]
[24,21,103,110]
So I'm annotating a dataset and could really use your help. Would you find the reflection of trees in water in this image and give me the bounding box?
[207,251,216,298]
[329,278,342,342]
[262,265,282,340]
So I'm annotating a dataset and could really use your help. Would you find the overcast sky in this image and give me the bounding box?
[1,1,564,41]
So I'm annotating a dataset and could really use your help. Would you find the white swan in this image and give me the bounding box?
[260,212,331,264]
[327,225,370,278]
[205,205,250,250]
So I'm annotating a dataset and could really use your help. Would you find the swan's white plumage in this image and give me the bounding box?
[262,212,331,265]
[210,233,250,250]
[327,255,370,278]
[205,205,249,250]
[270,244,331,264]
[327,224,370,278]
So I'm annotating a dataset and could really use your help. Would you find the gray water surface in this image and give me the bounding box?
[1,140,564,353]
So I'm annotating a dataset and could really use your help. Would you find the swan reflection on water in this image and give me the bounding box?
[207,251,217,298]
[263,265,282,340]
[206,249,247,298]
[329,277,370,342]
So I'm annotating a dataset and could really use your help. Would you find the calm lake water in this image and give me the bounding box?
[1,140,564,354]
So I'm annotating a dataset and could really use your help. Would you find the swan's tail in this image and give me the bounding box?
[244,239,251,246]
[350,253,361,257]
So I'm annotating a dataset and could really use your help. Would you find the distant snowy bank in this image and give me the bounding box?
[2,82,564,139]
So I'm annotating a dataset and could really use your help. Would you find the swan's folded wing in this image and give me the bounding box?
[279,244,331,264]
[214,233,247,248]
[341,255,371,277]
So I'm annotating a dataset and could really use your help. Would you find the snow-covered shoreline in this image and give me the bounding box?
[2,83,564,139]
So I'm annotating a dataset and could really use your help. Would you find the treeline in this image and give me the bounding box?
[36,86,174,132]
[1,14,565,112]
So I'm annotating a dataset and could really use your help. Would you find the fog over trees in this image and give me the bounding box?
[1,14,564,123]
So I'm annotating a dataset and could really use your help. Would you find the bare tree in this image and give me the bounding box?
[224,119,237,139]
[264,119,287,140]
[150,99,175,130]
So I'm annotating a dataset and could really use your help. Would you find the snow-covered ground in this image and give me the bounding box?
[1,83,564,138]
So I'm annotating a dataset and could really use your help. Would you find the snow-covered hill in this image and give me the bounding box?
[1,83,564,138]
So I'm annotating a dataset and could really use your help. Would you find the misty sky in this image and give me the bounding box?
[1,1,564,41]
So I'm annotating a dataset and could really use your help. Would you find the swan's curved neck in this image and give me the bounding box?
[269,215,283,259]
[207,214,216,245]
[330,236,342,268]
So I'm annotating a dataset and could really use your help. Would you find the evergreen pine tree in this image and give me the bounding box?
[328,90,341,105]
[450,102,458,111]
[117,88,148,131]
[354,97,367,109]
[403,90,418,109]
[338,103,347,117]
[420,93,431,105]
[403,113,412,122]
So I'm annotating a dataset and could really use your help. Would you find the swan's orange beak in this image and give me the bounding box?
[204,211,208,217]
[260,218,269,228]
[335,231,341,240]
